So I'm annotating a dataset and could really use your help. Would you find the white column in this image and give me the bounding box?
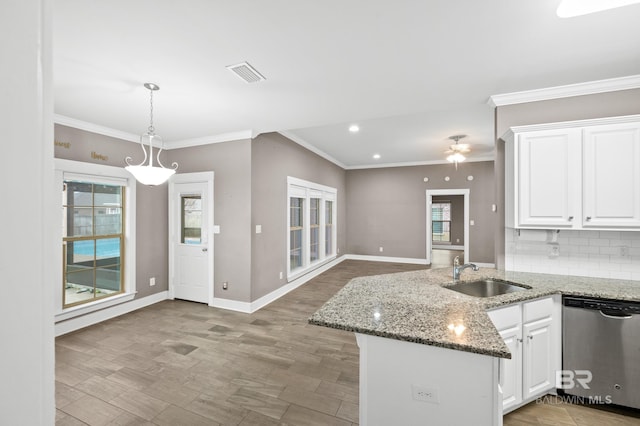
[0,0,55,424]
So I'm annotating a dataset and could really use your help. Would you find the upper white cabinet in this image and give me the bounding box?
[583,123,640,228]
[504,115,640,230]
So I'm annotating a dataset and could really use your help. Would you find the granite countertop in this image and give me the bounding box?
[309,267,640,359]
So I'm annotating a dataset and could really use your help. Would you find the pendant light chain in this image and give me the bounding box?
[148,89,155,135]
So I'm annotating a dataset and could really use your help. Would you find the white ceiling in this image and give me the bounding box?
[54,0,640,168]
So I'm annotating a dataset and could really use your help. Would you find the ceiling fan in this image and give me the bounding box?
[445,135,470,169]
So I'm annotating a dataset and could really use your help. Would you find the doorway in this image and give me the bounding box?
[168,172,214,305]
[426,189,469,266]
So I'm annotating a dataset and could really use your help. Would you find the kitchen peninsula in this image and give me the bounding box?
[310,267,640,426]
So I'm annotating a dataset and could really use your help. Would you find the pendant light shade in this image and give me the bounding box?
[125,83,178,186]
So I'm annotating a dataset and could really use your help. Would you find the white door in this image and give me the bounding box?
[169,173,214,305]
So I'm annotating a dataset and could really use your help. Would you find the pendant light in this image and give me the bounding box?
[125,83,178,186]
[445,135,470,170]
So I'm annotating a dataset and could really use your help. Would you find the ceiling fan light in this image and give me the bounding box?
[447,152,466,163]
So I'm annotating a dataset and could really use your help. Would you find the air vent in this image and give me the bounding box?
[226,61,266,83]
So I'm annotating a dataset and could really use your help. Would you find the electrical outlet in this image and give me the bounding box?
[412,385,439,404]
[222,282,228,290]
[379,246,384,253]
[149,277,156,286]
[548,245,560,258]
[620,246,629,257]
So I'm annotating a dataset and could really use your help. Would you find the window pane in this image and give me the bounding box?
[325,200,333,256]
[310,226,319,262]
[94,184,122,207]
[309,198,320,262]
[290,229,303,270]
[96,265,121,296]
[181,196,202,244]
[66,182,92,206]
[67,207,93,237]
[290,197,303,227]
[95,207,122,235]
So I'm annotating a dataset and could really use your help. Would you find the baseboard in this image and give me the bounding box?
[249,256,346,313]
[433,245,464,250]
[55,291,168,336]
[210,298,252,313]
[345,254,428,265]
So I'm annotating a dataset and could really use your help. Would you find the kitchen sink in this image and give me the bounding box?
[445,278,530,298]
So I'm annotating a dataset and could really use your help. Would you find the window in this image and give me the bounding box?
[63,181,124,307]
[287,177,337,279]
[181,195,202,244]
[432,202,451,243]
[55,159,136,321]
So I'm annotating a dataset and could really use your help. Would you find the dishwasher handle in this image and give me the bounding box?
[600,310,633,320]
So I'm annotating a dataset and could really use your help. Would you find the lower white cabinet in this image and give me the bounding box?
[488,295,561,413]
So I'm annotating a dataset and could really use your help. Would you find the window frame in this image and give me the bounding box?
[54,159,137,322]
[287,177,337,281]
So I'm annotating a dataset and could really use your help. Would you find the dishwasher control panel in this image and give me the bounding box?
[564,297,640,315]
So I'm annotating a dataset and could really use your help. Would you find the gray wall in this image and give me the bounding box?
[54,124,169,299]
[432,195,464,245]
[251,132,347,300]
[494,88,640,268]
[169,140,253,302]
[346,161,495,263]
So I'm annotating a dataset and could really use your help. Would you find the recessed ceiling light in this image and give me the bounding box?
[349,124,360,133]
[373,154,381,160]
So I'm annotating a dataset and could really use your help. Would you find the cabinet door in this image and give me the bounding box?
[498,325,522,412]
[583,123,640,228]
[522,317,554,400]
[517,129,581,227]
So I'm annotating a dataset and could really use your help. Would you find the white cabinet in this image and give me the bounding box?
[488,295,560,413]
[514,129,581,228]
[504,116,640,230]
[583,123,640,228]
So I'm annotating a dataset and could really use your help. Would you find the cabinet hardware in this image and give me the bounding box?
[586,216,592,221]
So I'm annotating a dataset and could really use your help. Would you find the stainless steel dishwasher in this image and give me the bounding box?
[563,296,640,409]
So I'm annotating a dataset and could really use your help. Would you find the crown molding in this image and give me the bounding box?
[488,75,640,108]
[278,130,347,169]
[500,114,640,143]
[54,114,140,143]
[55,114,253,149]
[345,156,495,170]
[166,130,254,150]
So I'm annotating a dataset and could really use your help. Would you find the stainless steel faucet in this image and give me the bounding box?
[452,256,479,281]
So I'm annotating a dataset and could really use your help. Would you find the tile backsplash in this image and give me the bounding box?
[505,229,640,281]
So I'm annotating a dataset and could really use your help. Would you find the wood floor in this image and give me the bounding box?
[56,259,640,425]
